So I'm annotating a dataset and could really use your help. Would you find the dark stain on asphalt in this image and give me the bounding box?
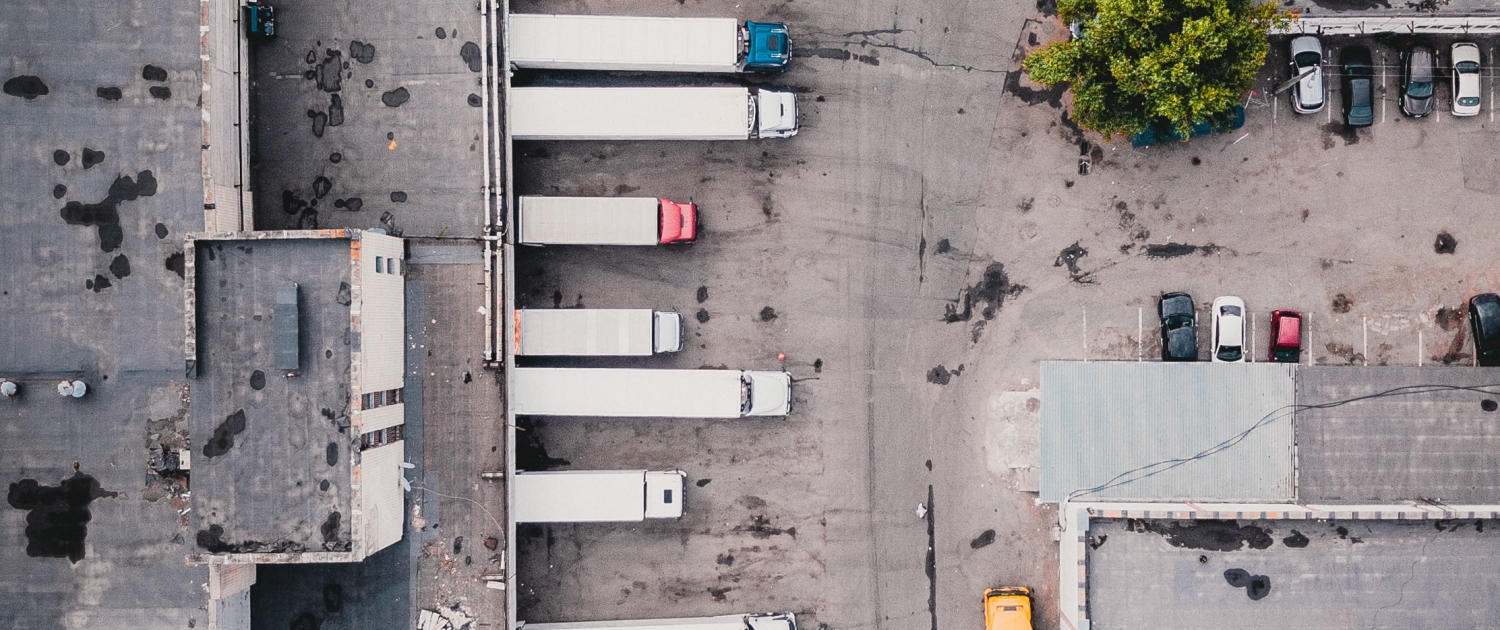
[349,41,376,64]
[1246,575,1271,600]
[736,514,796,539]
[87,275,112,292]
[696,308,711,323]
[1137,519,1274,551]
[364,79,374,88]
[1436,305,1463,330]
[943,262,1026,323]
[696,478,712,487]
[970,529,996,549]
[1434,231,1457,254]
[53,150,70,166]
[1331,293,1354,314]
[1036,0,1058,15]
[305,50,317,65]
[813,358,823,372]
[1322,122,1360,146]
[460,42,483,72]
[109,254,131,279]
[316,50,344,92]
[330,152,342,164]
[707,586,731,602]
[59,171,157,252]
[142,65,168,82]
[81,148,105,169]
[313,176,332,199]
[716,552,733,565]
[390,191,407,203]
[435,27,448,39]
[149,86,171,100]
[282,189,310,215]
[1002,71,1065,107]
[326,443,339,467]
[165,252,185,278]
[1437,324,1470,364]
[758,306,778,322]
[696,286,709,303]
[308,109,328,137]
[381,87,410,107]
[4,75,50,99]
[468,93,482,107]
[53,184,67,199]
[96,87,122,101]
[1017,197,1034,212]
[202,409,247,458]
[796,47,880,66]
[927,364,963,385]
[1055,241,1092,284]
[250,370,266,391]
[7,473,118,563]
[1144,243,1221,258]
[327,94,344,127]
[935,239,951,254]
[333,197,362,212]
[1282,530,1309,548]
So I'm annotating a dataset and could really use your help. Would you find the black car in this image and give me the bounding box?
[1342,46,1374,127]
[1470,293,1500,366]
[1159,292,1198,361]
[1401,44,1436,117]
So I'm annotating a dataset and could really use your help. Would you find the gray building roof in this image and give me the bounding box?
[190,237,355,556]
[1040,361,1297,503]
[1297,366,1500,504]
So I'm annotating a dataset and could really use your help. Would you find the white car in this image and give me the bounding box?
[1212,296,1246,363]
[1453,42,1482,117]
[1289,36,1325,114]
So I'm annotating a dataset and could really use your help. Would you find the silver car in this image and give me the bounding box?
[1452,42,1482,117]
[1289,36,1326,114]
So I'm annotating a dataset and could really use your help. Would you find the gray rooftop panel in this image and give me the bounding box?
[274,284,302,371]
[1296,366,1500,503]
[1040,361,1297,503]
[190,238,354,554]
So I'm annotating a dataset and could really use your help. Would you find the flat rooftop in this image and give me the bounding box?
[1088,516,1500,628]
[0,0,211,624]
[190,237,355,555]
[1297,366,1500,504]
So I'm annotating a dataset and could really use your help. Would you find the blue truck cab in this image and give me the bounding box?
[744,21,791,72]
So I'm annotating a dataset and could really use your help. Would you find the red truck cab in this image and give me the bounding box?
[657,199,698,244]
[1269,310,1302,363]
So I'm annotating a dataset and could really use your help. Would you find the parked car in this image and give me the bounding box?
[1130,105,1245,148]
[1469,293,1500,366]
[1159,292,1198,361]
[1453,42,1482,117]
[984,587,1034,630]
[1268,310,1302,363]
[1289,36,1326,114]
[1211,296,1246,363]
[1341,46,1374,127]
[1400,44,1436,117]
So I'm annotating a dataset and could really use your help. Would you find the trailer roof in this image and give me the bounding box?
[512,368,744,418]
[514,471,645,523]
[519,196,661,245]
[510,87,750,141]
[508,14,740,72]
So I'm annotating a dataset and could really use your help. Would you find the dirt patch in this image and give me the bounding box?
[1436,306,1464,331]
[1134,519,1274,552]
[1435,231,1457,254]
[1143,243,1221,258]
[1331,293,1354,314]
[1054,241,1092,283]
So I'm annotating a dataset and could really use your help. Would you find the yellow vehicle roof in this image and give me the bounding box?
[984,587,1033,630]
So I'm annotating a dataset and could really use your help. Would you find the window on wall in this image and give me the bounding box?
[360,388,404,410]
[359,423,405,451]
[375,256,385,274]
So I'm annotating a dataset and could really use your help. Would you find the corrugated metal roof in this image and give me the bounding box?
[1040,361,1296,502]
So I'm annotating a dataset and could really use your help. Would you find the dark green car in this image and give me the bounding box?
[1130,106,1245,148]
[1342,46,1374,127]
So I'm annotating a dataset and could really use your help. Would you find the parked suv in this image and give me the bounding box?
[1289,36,1326,114]
[1400,44,1436,117]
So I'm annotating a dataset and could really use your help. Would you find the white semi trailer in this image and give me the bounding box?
[516,196,697,246]
[512,368,792,418]
[514,469,687,523]
[508,14,791,73]
[514,309,684,356]
[509,87,798,140]
[523,613,797,630]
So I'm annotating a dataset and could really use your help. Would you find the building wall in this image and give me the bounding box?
[356,232,406,393]
[207,564,255,630]
[358,440,406,556]
[202,0,250,232]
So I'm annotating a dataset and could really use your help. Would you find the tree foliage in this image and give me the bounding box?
[1023,0,1289,139]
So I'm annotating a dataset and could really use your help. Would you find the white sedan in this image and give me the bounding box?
[1212,296,1246,363]
[1453,42,1482,117]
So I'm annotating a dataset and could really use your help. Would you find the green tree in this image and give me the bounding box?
[1023,0,1290,139]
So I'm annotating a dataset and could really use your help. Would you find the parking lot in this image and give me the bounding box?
[507,5,1500,630]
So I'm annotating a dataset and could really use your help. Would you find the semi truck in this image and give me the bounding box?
[523,613,797,630]
[514,309,684,356]
[508,14,791,73]
[514,469,687,523]
[516,196,697,246]
[512,368,793,418]
[509,87,798,140]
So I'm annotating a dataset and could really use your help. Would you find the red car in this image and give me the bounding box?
[1269,310,1302,363]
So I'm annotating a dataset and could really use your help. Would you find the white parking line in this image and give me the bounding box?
[1137,307,1143,362]
[1082,305,1088,361]
[1381,50,1387,124]
[1249,312,1256,363]
[1418,330,1424,366]
[1306,316,1313,366]
[1363,316,1369,366]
